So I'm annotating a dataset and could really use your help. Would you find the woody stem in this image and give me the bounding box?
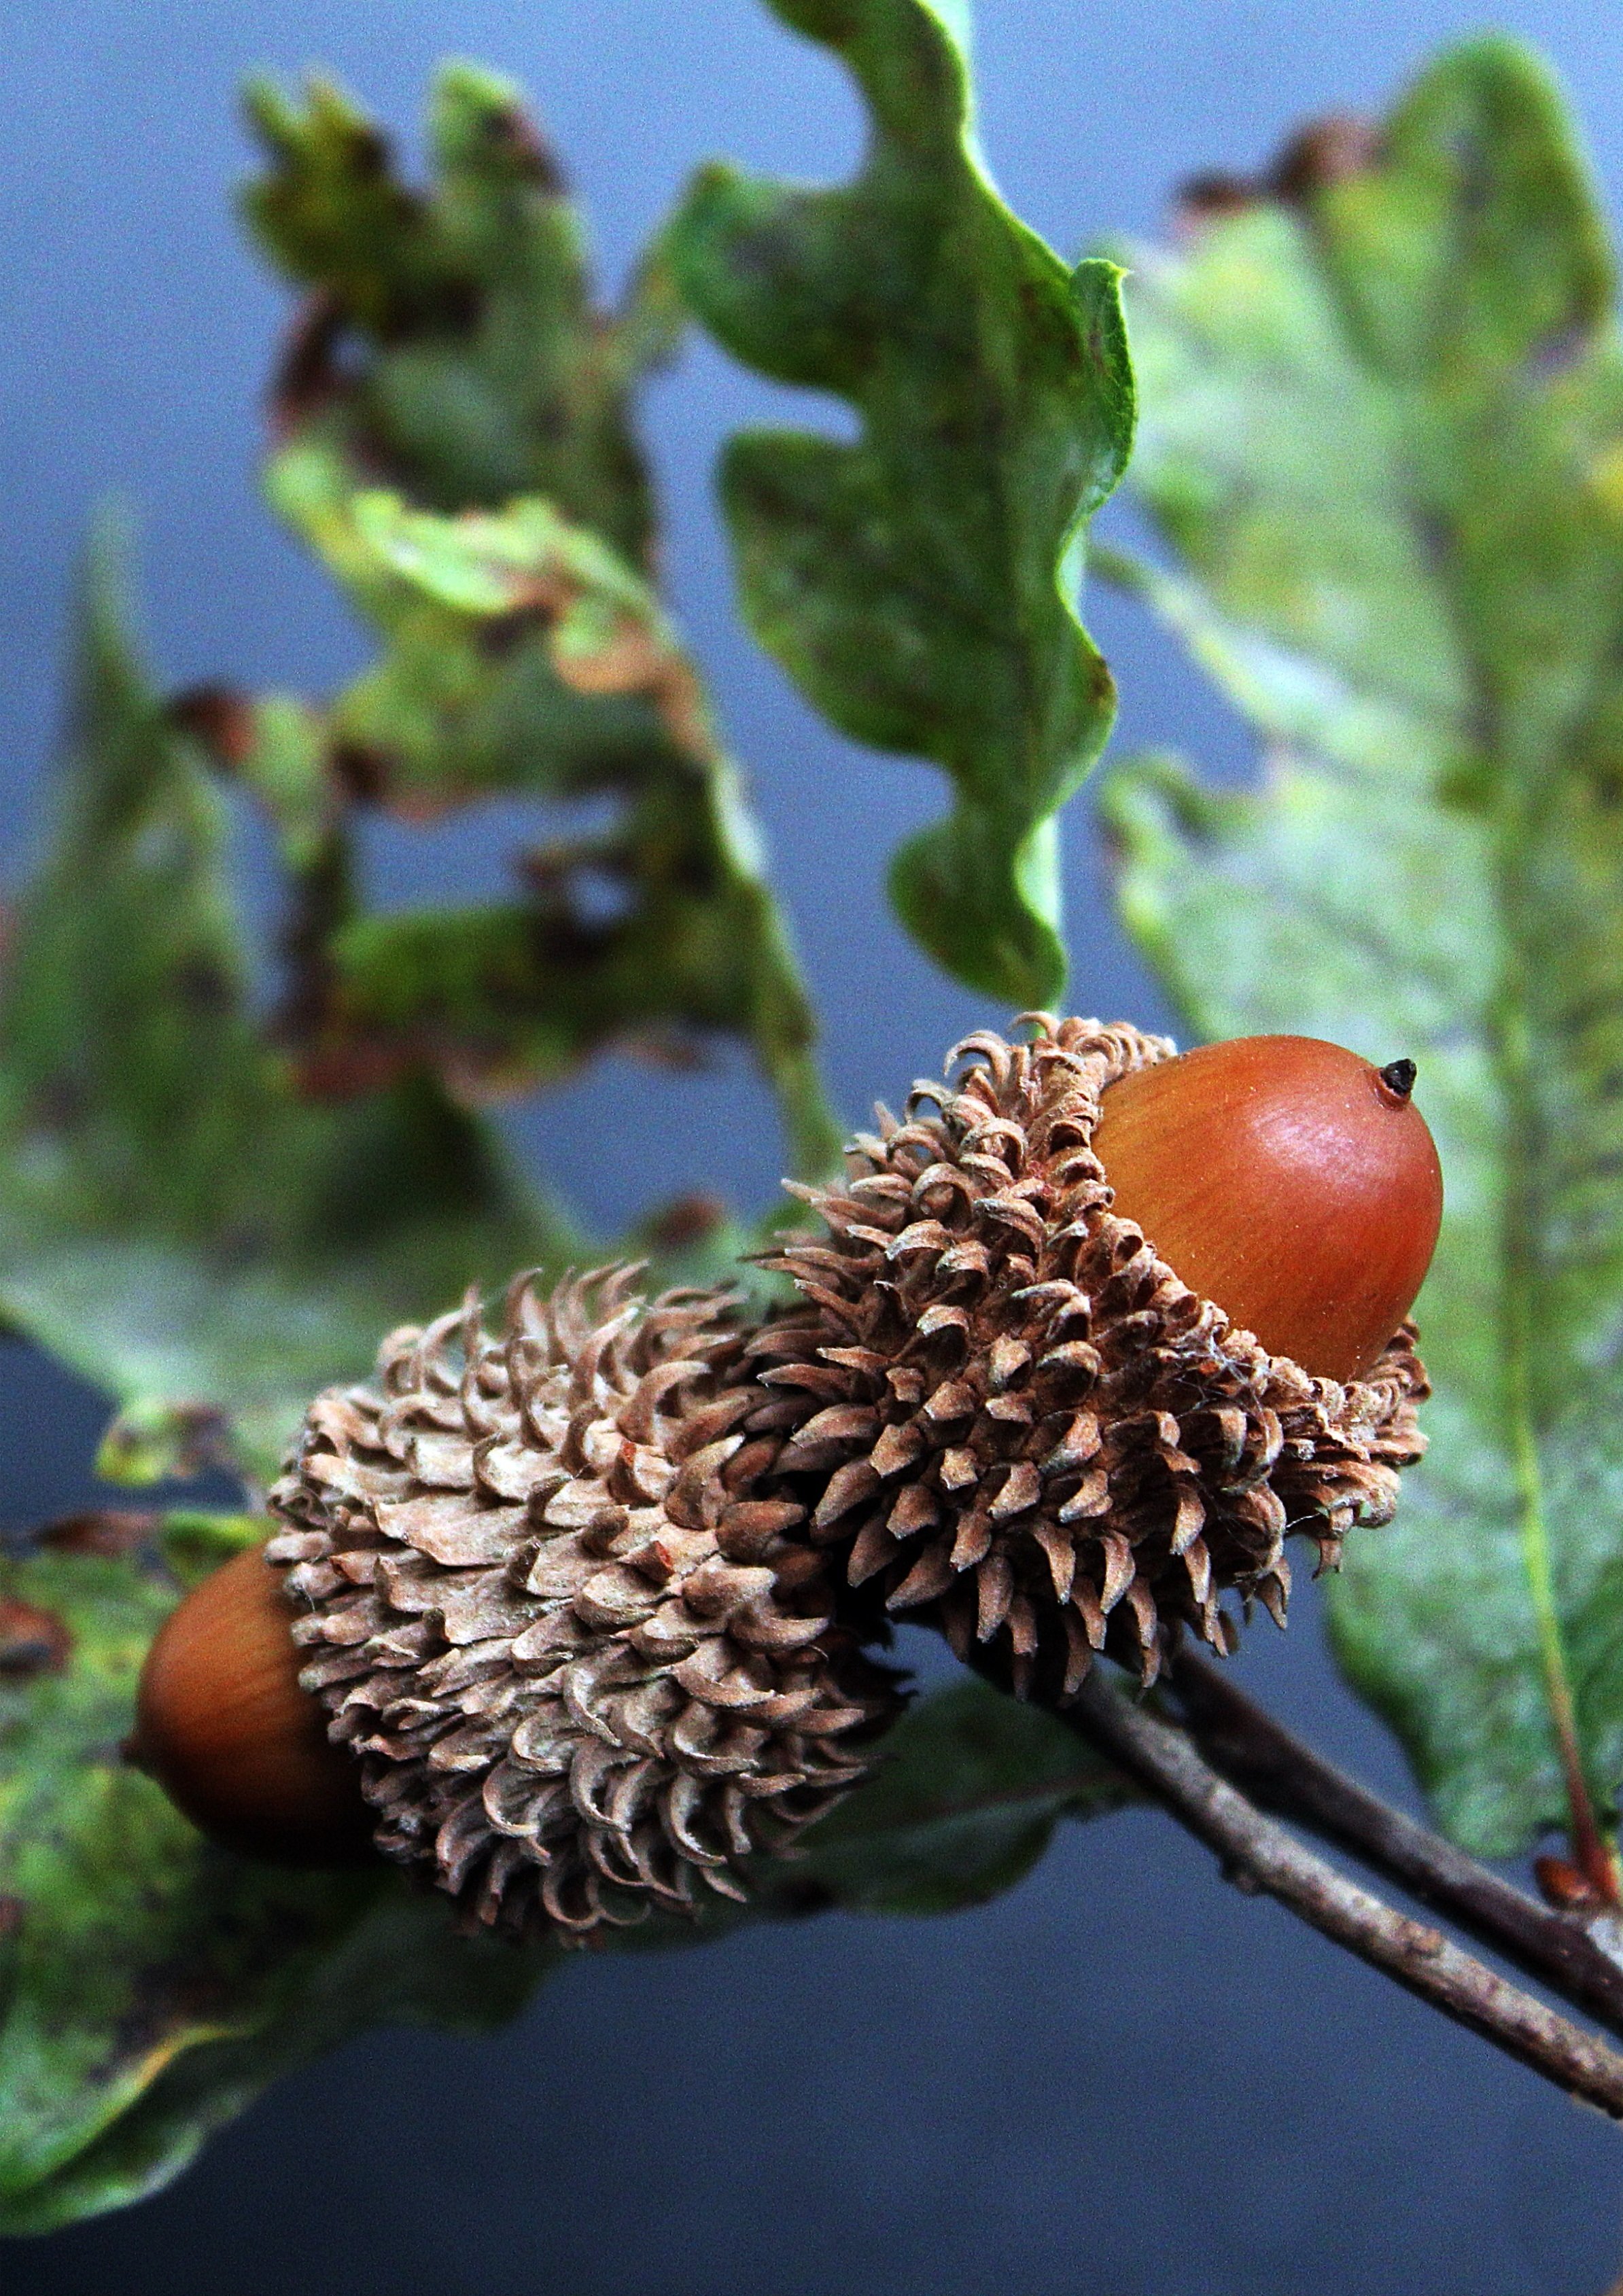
[1164,1647,1623,2040]
[1064,1665,1623,2120]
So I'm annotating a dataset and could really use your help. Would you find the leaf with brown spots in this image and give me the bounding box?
[0,1516,1132,2231]
[262,486,839,1173]
[0,1524,546,2235]
[1106,37,1623,1858]
[221,63,839,1175]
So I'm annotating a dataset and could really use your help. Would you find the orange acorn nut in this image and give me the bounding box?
[1091,1034,1444,1383]
[130,1541,371,1862]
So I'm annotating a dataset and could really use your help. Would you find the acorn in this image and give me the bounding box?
[133,1268,899,1937]
[1090,1034,1442,1384]
[746,1017,1435,1698]
[130,1539,373,1861]
[129,1022,1438,1882]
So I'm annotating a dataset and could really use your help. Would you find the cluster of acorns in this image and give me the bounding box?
[133,1020,1440,1941]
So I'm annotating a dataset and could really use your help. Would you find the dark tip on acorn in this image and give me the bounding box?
[1379,1059,1417,1101]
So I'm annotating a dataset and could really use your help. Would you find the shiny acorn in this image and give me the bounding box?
[1091,1033,1443,1382]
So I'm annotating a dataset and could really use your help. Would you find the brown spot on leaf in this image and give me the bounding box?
[1176,171,1261,230]
[269,290,350,440]
[0,1597,71,1677]
[477,605,548,660]
[1179,113,1380,232]
[329,739,394,807]
[107,1959,249,2072]
[425,512,714,766]
[618,1028,708,1074]
[107,1882,370,2074]
[554,616,712,762]
[169,685,257,769]
[0,1894,22,1939]
[1269,116,1381,202]
[645,1193,729,1252]
[292,1038,416,1102]
[483,102,567,194]
[40,1510,161,1557]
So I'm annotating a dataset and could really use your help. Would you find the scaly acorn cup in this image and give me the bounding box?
[746,1019,1435,1700]
[260,1269,901,1940]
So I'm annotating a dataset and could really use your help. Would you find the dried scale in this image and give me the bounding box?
[745,1017,1429,1701]
[266,1269,900,1941]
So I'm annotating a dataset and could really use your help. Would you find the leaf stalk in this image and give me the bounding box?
[1497,955,1620,1905]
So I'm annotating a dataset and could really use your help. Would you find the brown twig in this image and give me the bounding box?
[1066,1667,1623,2121]
[1165,1646,1623,2041]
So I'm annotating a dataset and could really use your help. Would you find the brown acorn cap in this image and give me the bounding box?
[266,1269,901,1941]
[747,1018,1428,1699]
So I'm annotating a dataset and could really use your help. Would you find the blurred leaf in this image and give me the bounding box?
[243,62,667,560]
[0,533,572,1479]
[669,0,1134,1004]
[237,65,838,1176]
[0,1520,1128,2231]
[1105,37,1623,1856]
[792,1677,1133,1913]
[258,478,839,1171]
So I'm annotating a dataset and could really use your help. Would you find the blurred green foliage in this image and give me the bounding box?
[239,60,839,1178]
[1107,37,1623,1858]
[0,535,571,1486]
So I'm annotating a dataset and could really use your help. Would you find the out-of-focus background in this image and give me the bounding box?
[5,3,1623,2287]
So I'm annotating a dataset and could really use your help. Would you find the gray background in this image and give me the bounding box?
[6,3,1623,2288]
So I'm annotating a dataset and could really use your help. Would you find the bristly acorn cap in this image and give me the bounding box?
[265,1269,901,1941]
[747,1018,1428,1700]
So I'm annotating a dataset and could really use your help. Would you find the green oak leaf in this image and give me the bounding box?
[668,0,1134,1006]
[0,1516,1127,2231]
[234,66,837,1176]
[1104,36,1623,1857]
[0,532,572,1480]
